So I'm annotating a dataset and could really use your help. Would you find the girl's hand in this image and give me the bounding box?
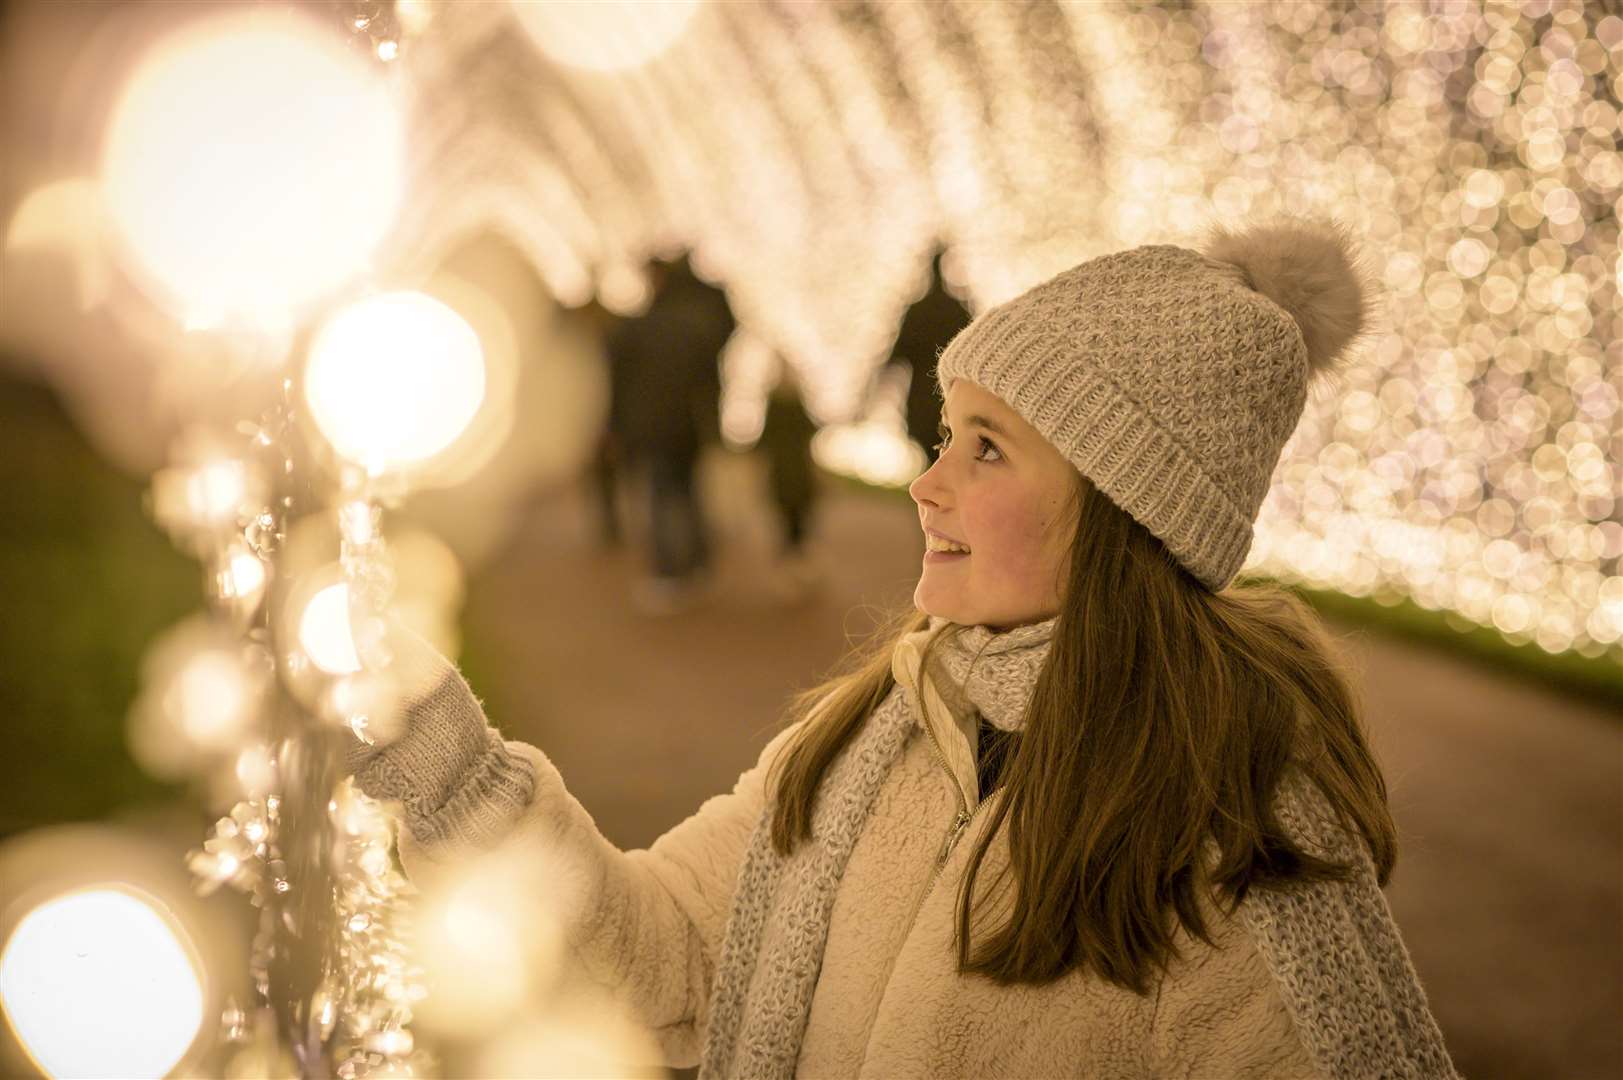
[345,619,535,847]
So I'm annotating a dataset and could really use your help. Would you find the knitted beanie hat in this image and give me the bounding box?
[934,218,1372,592]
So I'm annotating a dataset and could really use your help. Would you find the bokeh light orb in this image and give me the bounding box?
[304,291,486,475]
[127,616,272,781]
[299,582,363,676]
[812,420,928,489]
[99,8,405,324]
[2,179,100,261]
[414,878,532,1035]
[0,887,204,1079]
[510,0,700,72]
[169,648,258,751]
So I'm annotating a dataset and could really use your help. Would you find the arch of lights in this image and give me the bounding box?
[387,0,1619,661]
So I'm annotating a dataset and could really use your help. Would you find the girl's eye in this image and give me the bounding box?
[934,427,1002,463]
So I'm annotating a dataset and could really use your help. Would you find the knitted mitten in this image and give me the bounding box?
[344,621,536,848]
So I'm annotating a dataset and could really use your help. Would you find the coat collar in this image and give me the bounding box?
[890,614,1057,808]
[892,614,1058,731]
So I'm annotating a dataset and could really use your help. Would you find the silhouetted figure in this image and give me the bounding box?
[574,300,626,549]
[605,257,735,610]
[590,428,623,547]
[758,355,824,602]
[890,249,971,462]
[760,357,818,555]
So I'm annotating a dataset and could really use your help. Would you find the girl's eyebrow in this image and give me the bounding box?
[939,412,1014,440]
[961,413,1011,439]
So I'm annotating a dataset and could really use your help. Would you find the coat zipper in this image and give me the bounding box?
[904,710,987,933]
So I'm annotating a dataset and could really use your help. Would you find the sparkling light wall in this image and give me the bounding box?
[390,0,1619,660]
[5,0,1614,659]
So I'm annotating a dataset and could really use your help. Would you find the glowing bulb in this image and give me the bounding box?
[510,0,700,72]
[128,618,270,779]
[99,7,405,322]
[0,888,204,1079]
[811,421,926,489]
[299,583,362,675]
[3,178,101,261]
[365,1029,413,1056]
[218,545,267,602]
[413,865,564,1036]
[395,0,434,35]
[304,292,486,475]
[235,743,277,797]
[339,500,378,545]
[170,649,255,749]
[194,461,247,520]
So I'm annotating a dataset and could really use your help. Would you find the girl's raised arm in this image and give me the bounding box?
[347,620,801,1066]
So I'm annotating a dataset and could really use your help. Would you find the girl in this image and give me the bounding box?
[351,219,1460,1078]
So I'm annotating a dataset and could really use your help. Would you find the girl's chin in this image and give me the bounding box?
[914,586,973,625]
[915,583,1053,630]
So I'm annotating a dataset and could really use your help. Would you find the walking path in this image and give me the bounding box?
[460,451,1622,1080]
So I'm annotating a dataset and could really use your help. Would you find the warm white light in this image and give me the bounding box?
[395,0,434,36]
[128,618,270,779]
[510,0,700,72]
[299,583,363,675]
[218,544,267,602]
[235,743,278,798]
[412,855,572,1038]
[151,458,261,539]
[190,461,248,521]
[304,291,486,475]
[811,421,927,489]
[476,1002,660,1079]
[0,887,204,1079]
[99,7,405,323]
[170,649,255,750]
[3,179,100,260]
[414,879,531,1034]
[339,500,378,546]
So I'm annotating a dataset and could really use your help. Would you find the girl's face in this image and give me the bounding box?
[909,380,1078,630]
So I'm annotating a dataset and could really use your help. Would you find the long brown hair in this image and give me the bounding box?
[766,472,1396,995]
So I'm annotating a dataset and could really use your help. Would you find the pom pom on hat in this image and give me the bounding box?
[1201,217,1374,377]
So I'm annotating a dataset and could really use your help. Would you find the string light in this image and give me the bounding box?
[327,781,429,1079]
[401,0,1618,660]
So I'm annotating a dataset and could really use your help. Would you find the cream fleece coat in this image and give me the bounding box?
[401,706,1325,1078]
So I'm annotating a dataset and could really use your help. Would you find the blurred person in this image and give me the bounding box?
[576,299,628,550]
[890,247,971,464]
[589,427,623,548]
[605,256,734,612]
[346,220,1459,1078]
[757,352,823,601]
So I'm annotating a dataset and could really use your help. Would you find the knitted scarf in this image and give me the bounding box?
[697,617,1458,1080]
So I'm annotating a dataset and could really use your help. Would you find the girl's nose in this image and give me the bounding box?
[909,454,946,508]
